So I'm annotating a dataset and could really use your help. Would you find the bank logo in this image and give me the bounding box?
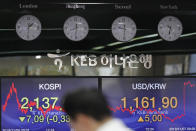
[47,49,152,72]
[47,49,70,71]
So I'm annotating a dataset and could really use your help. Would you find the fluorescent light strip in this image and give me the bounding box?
[0,28,64,31]
[118,32,196,50]
[92,46,105,50]
[181,32,196,37]
[118,39,163,50]
[107,34,158,47]
[0,29,15,31]
[89,29,111,31]
[42,28,63,31]
[92,34,159,50]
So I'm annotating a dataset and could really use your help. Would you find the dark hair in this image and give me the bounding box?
[62,88,111,121]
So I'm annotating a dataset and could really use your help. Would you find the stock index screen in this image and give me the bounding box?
[1,77,196,131]
[1,78,98,131]
[102,78,196,131]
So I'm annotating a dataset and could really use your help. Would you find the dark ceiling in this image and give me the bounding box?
[0,0,196,55]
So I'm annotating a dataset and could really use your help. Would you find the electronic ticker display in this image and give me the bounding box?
[1,77,196,131]
[102,78,196,131]
[1,78,98,131]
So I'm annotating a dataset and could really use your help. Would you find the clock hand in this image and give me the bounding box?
[123,24,126,40]
[168,26,172,35]
[27,24,30,40]
[75,23,78,40]
[26,23,33,40]
[29,23,34,28]
[70,27,77,31]
[118,26,129,30]
[118,27,123,30]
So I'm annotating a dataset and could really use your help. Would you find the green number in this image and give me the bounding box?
[40,115,44,122]
[51,97,58,108]
[21,97,29,109]
[53,115,58,122]
[27,115,31,123]
[42,97,50,109]
[34,97,39,109]
[34,115,39,122]
[61,115,66,122]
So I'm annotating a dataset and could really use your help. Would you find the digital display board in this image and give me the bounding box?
[1,77,196,131]
[1,78,98,131]
[102,78,196,131]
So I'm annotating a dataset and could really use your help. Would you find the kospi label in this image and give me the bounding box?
[39,83,62,91]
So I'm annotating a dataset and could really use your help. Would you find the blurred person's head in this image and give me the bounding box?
[62,88,112,131]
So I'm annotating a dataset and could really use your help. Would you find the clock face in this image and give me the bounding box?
[158,16,183,41]
[63,16,89,41]
[112,16,137,42]
[16,15,42,41]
